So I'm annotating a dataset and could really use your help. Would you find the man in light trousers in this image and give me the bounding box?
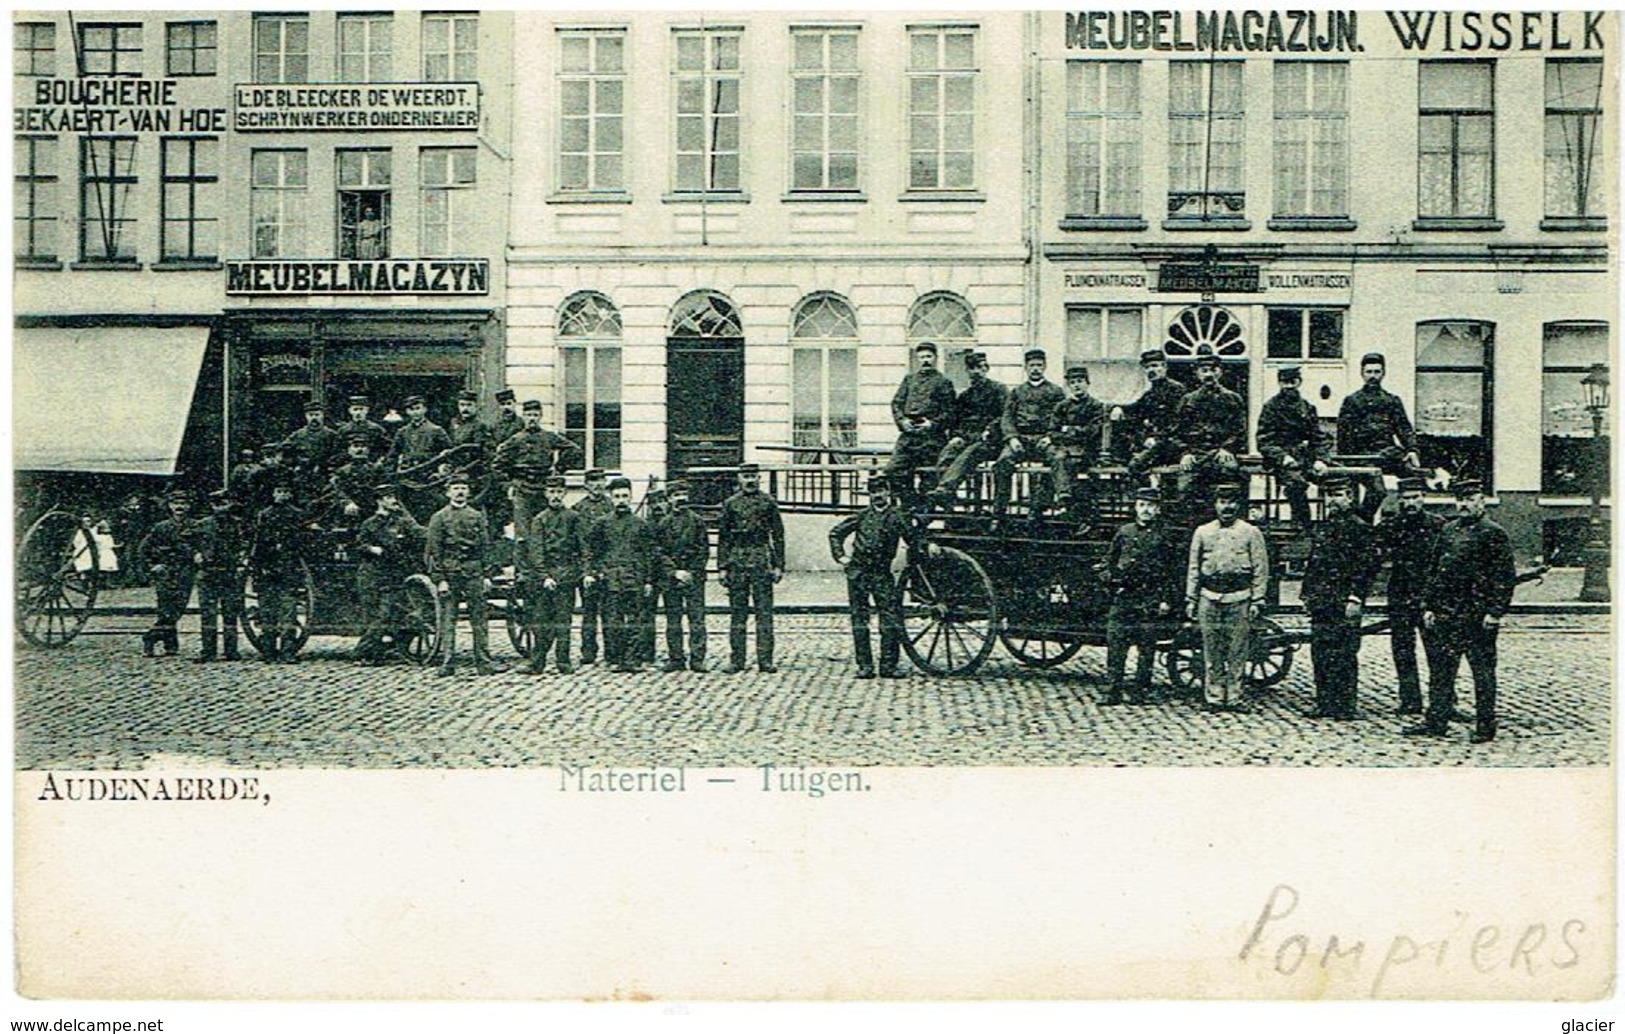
[1185,479,1270,712]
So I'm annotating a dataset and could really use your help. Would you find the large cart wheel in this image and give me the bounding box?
[901,546,998,676]
[16,511,100,648]
[401,574,443,667]
[1246,617,1295,689]
[242,562,316,657]
[1163,624,1204,695]
[998,632,1083,669]
[504,579,533,659]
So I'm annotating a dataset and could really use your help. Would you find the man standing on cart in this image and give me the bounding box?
[1185,479,1270,712]
[927,350,1008,506]
[1302,476,1380,720]
[1337,352,1421,522]
[426,471,505,677]
[884,340,958,508]
[830,474,933,679]
[1101,486,1181,705]
[389,395,452,519]
[354,482,425,666]
[287,398,341,481]
[519,475,585,675]
[334,394,389,460]
[139,488,197,658]
[1255,366,1330,528]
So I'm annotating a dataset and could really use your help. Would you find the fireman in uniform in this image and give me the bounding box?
[448,389,497,532]
[426,471,504,676]
[1050,363,1108,516]
[928,350,1009,505]
[634,487,668,667]
[1101,486,1181,704]
[884,340,959,507]
[334,394,389,460]
[249,474,310,663]
[1383,476,1446,716]
[139,488,196,657]
[718,463,785,673]
[992,348,1068,518]
[328,433,383,524]
[830,474,932,679]
[489,388,524,447]
[1174,348,1247,516]
[190,489,246,663]
[518,474,584,675]
[483,388,524,539]
[583,476,658,673]
[573,468,615,664]
[1337,352,1421,522]
[1255,366,1331,527]
[227,447,261,508]
[655,480,710,672]
[1302,476,1381,720]
[353,482,426,666]
[390,394,453,520]
[1113,349,1187,476]
[494,399,579,542]
[287,398,341,479]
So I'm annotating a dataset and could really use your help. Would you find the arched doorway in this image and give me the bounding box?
[667,290,745,473]
[1163,304,1249,414]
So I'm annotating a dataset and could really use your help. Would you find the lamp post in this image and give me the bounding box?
[1578,363,1610,602]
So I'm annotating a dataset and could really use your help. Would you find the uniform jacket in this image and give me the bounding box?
[891,367,957,432]
[488,411,524,449]
[190,513,246,576]
[389,419,452,472]
[584,508,659,591]
[656,508,710,580]
[828,503,923,572]
[141,516,195,576]
[1256,391,1330,468]
[1175,383,1247,455]
[334,419,389,459]
[1001,379,1068,439]
[227,463,261,507]
[287,423,341,471]
[573,493,615,524]
[424,504,490,577]
[1336,384,1418,457]
[1186,519,1270,604]
[1052,392,1107,451]
[249,503,310,578]
[1123,377,1187,447]
[1103,521,1182,612]
[718,490,786,572]
[1423,514,1517,621]
[449,416,494,453]
[1301,508,1381,616]
[494,427,577,482]
[521,504,586,585]
[356,509,425,575]
[949,377,1010,443]
[1381,508,1447,607]
[330,459,384,515]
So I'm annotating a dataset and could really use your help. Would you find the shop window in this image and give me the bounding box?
[558,29,626,194]
[422,13,477,82]
[1169,61,1245,221]
[251,150,307,259]
[1065,61,1140,219]
[420,147,475,256]
[15,136,59,262]
[160,137,218,261]
[791,294,859,458]
[1544,59,1605,224]
[907,292,977,389]
[906,25,977,192]
[165,21,216,77]
[559,292,623,471]
[15,22,55,76]
[1273,61,1348,218]
[254,15,308,84]
[79,136,137,263]
[1418,61,1494,221]
[337,149,391,259]
[1065,306,1144,405]
[78,23,141,77]
[790,27,861,193]
[1266,307,1344,360]
[672,29,742,193]
[337,14,392,83]
[1415,320,1493,489]
[1542,322,1610,496]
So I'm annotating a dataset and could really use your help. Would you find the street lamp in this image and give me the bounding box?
[1579,363,1610,602]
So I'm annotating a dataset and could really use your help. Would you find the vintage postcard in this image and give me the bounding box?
[9,5,1618,1014]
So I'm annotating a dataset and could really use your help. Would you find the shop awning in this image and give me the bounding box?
[14,326,211,474]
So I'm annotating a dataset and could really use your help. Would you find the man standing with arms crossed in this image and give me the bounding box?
[719,463,785,674]
[1302,476,1380,720]
[1185,479,1270,712]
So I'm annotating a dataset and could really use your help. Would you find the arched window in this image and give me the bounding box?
[790,293,858,455]
[907,292,976,390]
[669,290,742,338]
[1541,321,1609,495]
[558,291,622,470]
[1415,320,1494,490]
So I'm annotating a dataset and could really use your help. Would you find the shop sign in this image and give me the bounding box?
[1064,11,1360,53]
[1064,272,1149,289]
[1264,273,1353,291]
[226,259,490,296]
[257,353,312,387]
[1156,263,1260,294]
[15,78,226,134]
[233,83,479,132]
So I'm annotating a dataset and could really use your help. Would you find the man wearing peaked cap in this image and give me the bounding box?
[494,398,579,542]
[1337,350,1420,522]
[287,396,341,479]
[489,388,524,447]
[652,479,710,672]
[138,487,198,658]
[1383,474,1446,717]
[1101,480,1181,704]
[719,460,785,673]
[572,467,614,664]
[335,394,389,460]
[1257,364,1331,527]
[583,473,659,672]
[353,476,426,666]
[1114,347,1187,476]
[992,346,1067,517]
[1174,346,1246,514]
[387,394,452,520]
[518,469,586,674]
[1185,474,1269,712]
[830,472,932,678]
[1049,362,1107,516]
[929,349,1011,507]
[426,465,504,676]
[884,340,958,509]
[1302,474,1380,721]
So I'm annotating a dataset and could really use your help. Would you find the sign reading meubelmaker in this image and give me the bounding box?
[233,82,480,131]
[226,259,491,296]
[1156,263,1261,293]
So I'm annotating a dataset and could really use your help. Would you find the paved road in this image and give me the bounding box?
[14,613,1610,770]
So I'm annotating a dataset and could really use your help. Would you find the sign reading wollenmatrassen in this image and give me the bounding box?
[10,8,1618,1004]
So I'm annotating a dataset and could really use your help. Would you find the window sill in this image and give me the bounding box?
[1411,217,1505,232]
[1267,216,1357,232]
[781,191,867,204]
[547,192,633,205]
[1540,216,1608,233]
[1057,216,1147,232]
[1163,217,1251,232]
[1537,496,1612,509]
[662,191,751,204]
[70,260,143,271]
[152,260,223,271]
[14,259,63,271]
[898,191,986,204]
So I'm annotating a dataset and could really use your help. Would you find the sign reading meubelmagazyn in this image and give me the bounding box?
[233,82,479,131]
[225,259,491,295]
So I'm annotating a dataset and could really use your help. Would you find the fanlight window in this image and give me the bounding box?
[670,290,743,337]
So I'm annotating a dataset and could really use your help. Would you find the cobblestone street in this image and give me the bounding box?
[15,611,1610,770]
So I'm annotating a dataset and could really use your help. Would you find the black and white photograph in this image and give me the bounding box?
[9,6,1618,1019]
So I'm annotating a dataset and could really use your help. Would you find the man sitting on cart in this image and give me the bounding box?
[928,350,1008,507]
[1050,363,1108,520]
[992,348,1067,520]
[884,340,957,508]
[1255,365,1330,528]
[1174,347,1247,519]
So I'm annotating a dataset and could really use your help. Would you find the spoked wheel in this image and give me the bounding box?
[15,511,100,648]
[998,632,1083,669]
[504,578,532,659]
[1246,617,1295,689]
[900,546,998,676]
[401,574,442,667]
[242,562,316,657]
[1163,624,1205,696]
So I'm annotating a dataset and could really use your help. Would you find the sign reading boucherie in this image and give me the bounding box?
[226,260,490,295]
[233,83,479,132]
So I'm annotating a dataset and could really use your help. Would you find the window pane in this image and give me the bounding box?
[793,33,821,71]
[1268,309,1303,359]
[1417,322,1486,367]
[1067,307,1103,361]
[1308,310,1343,359]
[792,348,822,423]
[1421,61,1491,109]
[830,33,857,71]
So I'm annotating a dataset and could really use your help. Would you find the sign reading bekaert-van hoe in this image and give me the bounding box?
[233,82,479,131]
[225,259,490,296]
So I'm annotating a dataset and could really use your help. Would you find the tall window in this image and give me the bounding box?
[160,137,218,261]
[1545,59,1604,222]
[15,136,59,261]
[337,14,392,82]
[1266,308,1344,360]
[254,15,309,84]
[1414,321,1494,489]
[79,137,137,262]
[1418,61,1494,220]
[15,22,55,76]
[165,21,216,76]
[1169,61,1245,220]
[558,292,623,471]
[1065,307,1145,404]
[251,150,307,258]
[1542,323,1610,495]
[422,13,477,81]
[672,29,742,192]
[1065,61,1141,219]
[907,292,977,389]
[791,294,860,456]
[1273,62,1348,218]
[336,150,391,259]
[420,147,476,255]
[558,30,625,194]
[791,28,860,192]
[907,26,977,191]
[78,23,142,76]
